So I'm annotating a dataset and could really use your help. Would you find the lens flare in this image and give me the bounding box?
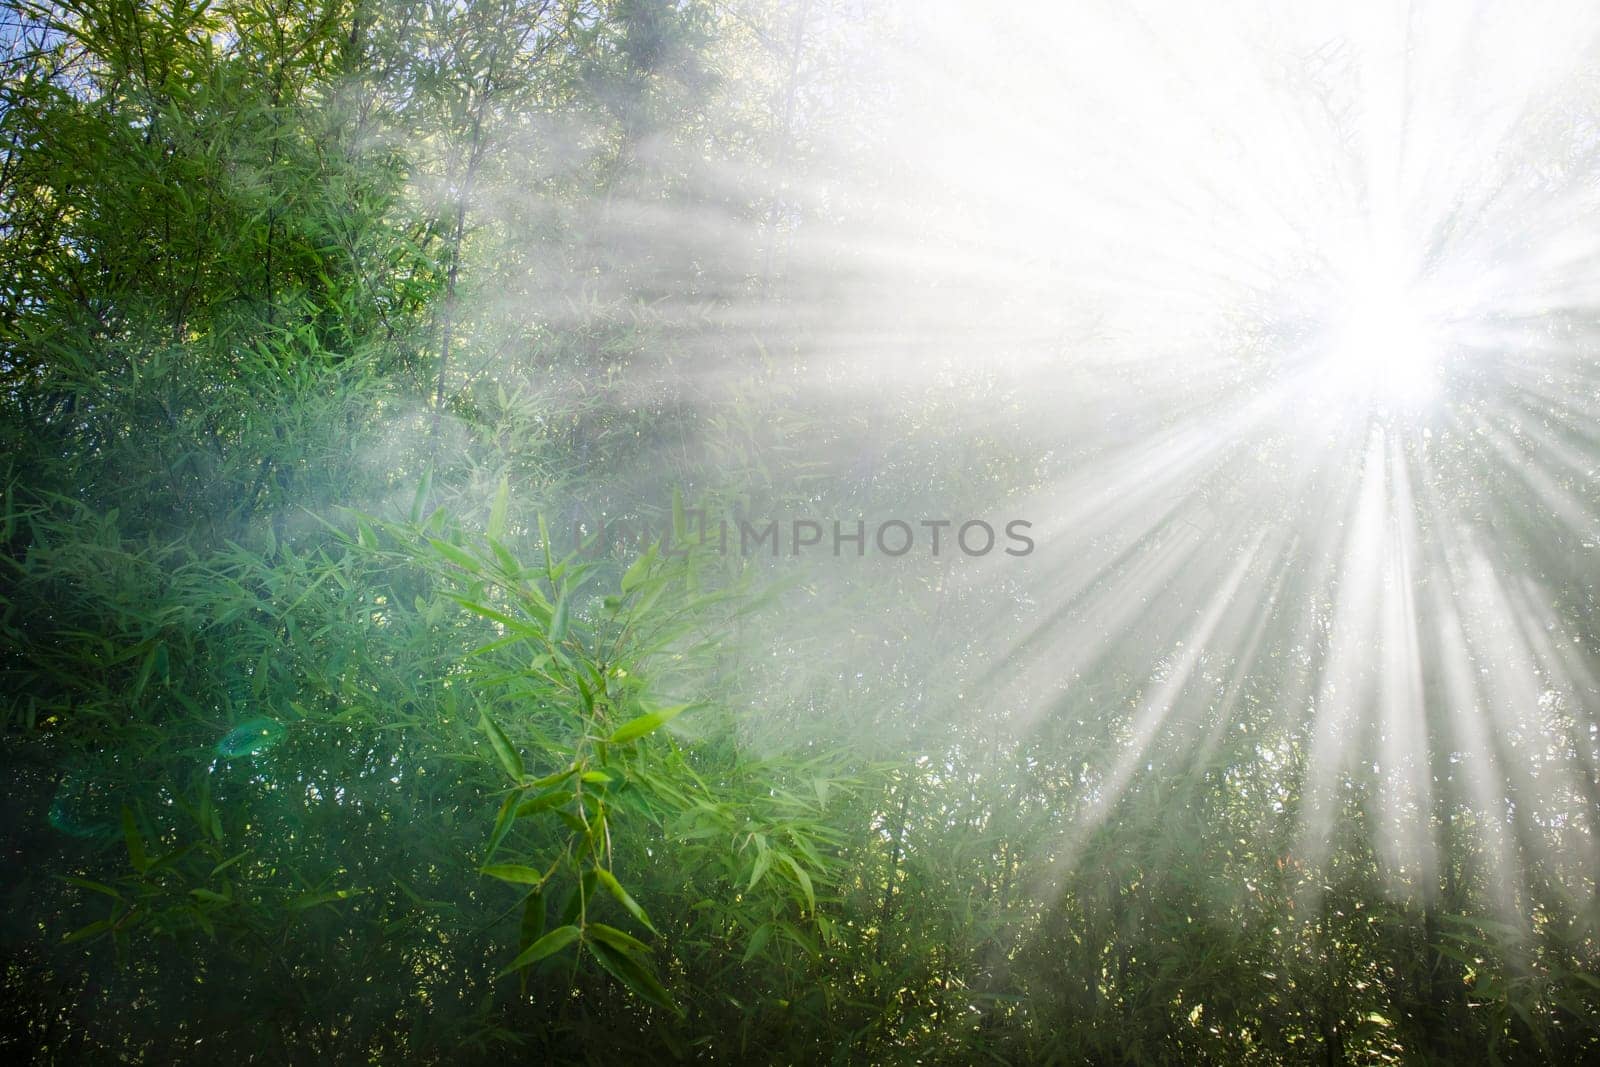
[216,718,287,758]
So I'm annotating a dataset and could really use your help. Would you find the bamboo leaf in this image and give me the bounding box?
[513,789,573,817]
[63,919,114,944]
[480,712,523,780]
[549,584,569,644]
[410,466,432,523]
[480,864,546,886]
[497,924,580,977]
[587,937,679,1014]
[743,922,773,963]
[65,876,122,899]
[121,806,148,874]
[747,848,773,892]
[528,765,579,790]
[429,538,481,573]
[485,788,521,859]
[449,596,544,639]
[588,921,652,955]
[607,704,691,745]
[778,854,816,914]
[620,545,656,593]
[487,473,509,540]
[595,867,658,935]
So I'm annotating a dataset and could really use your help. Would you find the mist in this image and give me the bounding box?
[2,1,1597,1062]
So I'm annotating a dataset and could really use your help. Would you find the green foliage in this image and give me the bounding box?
[1,1,1596,1064]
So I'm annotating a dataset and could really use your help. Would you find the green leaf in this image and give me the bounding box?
[429,538,482,573]
[607,704,691,745]
[449,596,544,639]
[480,712,523,780]
[65,876,121,899]
[209,851,249,878]
[528,765,579,790]
[487,537,521,578]
[538,513,554,575]
[121,806,148,873]
[480,864,546,886]
[747,848,773,892]
[497,924,580,977]
[132,641,160,699]
[1434,943,1478,967]
[743,922,773,963]
[513,789,573,817]
[595,867,658,935]
[410,465,433,523]
[485,789,520,859]
[63,919,114,944]
[778,854,816,913]
[587,938,679,1014]
[620,545,656,593]
[549,584,569,643]
[488,473,510,540]
[588,921,651,955]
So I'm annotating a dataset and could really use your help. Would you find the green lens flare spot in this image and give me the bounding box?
[216,717,287,757]
[48,775,119,838]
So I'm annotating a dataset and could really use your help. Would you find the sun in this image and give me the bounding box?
[1320,257,1446,413]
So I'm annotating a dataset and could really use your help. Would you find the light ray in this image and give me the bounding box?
[763,0,1600,919]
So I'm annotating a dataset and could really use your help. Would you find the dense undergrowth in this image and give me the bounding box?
[2,2,1598,1063]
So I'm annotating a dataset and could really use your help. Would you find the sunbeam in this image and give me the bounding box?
[792,0,1600,930]
[4,0,1598,1059]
